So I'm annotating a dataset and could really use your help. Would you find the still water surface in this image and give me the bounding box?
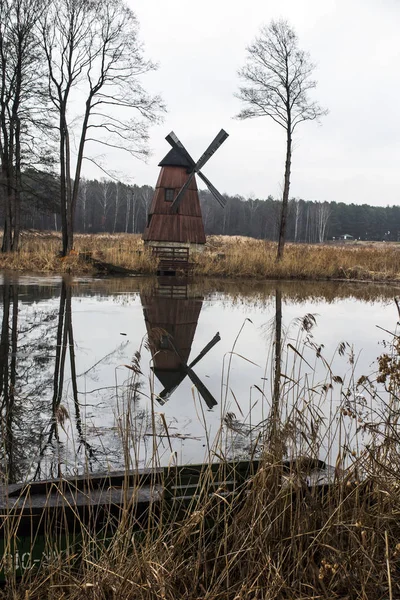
[0,274,398,483]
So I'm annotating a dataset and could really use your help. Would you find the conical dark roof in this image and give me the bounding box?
[158,147,192,169]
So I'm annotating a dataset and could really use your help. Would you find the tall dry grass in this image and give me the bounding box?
[0,232,155,275]
[1,306,400,598]
[1,232,400,281]
[195,235,400,281]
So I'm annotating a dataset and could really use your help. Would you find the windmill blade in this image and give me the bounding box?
[157,357,218,409]
[194,129,229,172]
[158,380,181,402]
[167,338,219,410]
[197,172,226,208]
[184,366,218,410]
[170,172,196,213]
[165,131,195,166]
[188,332,221,369]
[158,333,221,401]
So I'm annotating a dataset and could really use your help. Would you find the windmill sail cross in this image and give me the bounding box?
[168,338,218,410]
[195,129,229,172]
[158,332,221,401]
[167,129,228,213]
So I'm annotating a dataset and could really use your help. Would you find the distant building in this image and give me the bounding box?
[338,234,354,241]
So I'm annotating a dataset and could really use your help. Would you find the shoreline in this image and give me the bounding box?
[0,232,400,283]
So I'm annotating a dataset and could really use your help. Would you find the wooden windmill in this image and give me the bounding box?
[142,130,229,250]
[141,281,220,409]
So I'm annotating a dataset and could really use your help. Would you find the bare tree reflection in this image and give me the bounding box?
[0,278,59,482]
[34,277,97,480]
[0,279,17,482]
[272,289,282,423]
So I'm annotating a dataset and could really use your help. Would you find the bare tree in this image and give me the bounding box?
[0,0,47,252]
[78,178,88,233]
[222,197,231,235]
[124,185,131,233]
[201,198,213,233]
[137,185,153,232]
[316,201,331,243]
[40,0,165,255]
[236,20,327,260]
[293,198,303,242]
[305,202,318,243]
[247,195,259,237]
[96,179,113,231]
[112,181,121,233]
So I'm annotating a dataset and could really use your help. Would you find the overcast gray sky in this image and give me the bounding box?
[85,0,400,206]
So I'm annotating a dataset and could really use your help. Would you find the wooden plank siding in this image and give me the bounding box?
[143,165,206,244]
[145,215,206,243]
[147,189,202,217]
[141,295,203,387]
[154,167,197,191]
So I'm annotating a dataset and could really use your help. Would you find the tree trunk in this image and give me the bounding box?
[7,283,18,482]
[65,128,74,254]
[52,280,67,409]
[294,200,300,242]
[1,188,12,252]
[268,288,282,461]
[113,183,119,233]
[0,84,12,252]
[132,191,135,233]
[125,188,130,233]
[82,185,86,233]
[276,128,292,261]
[272,288,282,411]
[69,102,91,249]
[0,279,10,402]
[1,143,13,252]
[11,118,21,251]
[59,115,68,255]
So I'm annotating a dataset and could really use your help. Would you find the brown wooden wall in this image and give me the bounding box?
[143,166,206,244]
[141,295,203,375]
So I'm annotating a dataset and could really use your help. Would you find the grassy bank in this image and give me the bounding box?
[196,235,400,280]
[1,231,400,280]
[0,232,154,275]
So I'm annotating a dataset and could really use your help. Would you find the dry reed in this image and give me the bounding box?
[0,232,155,275]
[195,235,400,281]
[1,232,400,282]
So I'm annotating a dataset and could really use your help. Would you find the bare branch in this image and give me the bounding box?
[236,21,326,131]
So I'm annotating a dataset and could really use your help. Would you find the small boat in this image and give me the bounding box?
[0,458,333,580]
[0,468,163,580]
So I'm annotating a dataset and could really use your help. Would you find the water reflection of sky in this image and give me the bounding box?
[1,275,399,481]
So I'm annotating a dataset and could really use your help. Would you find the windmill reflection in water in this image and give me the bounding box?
[141,277,220,409]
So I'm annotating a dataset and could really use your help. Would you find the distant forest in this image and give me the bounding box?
[12,170,400,242]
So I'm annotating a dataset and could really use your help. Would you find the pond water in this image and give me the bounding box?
[0,273,399,483]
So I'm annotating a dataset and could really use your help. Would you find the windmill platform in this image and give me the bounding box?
[152,245,194,276]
